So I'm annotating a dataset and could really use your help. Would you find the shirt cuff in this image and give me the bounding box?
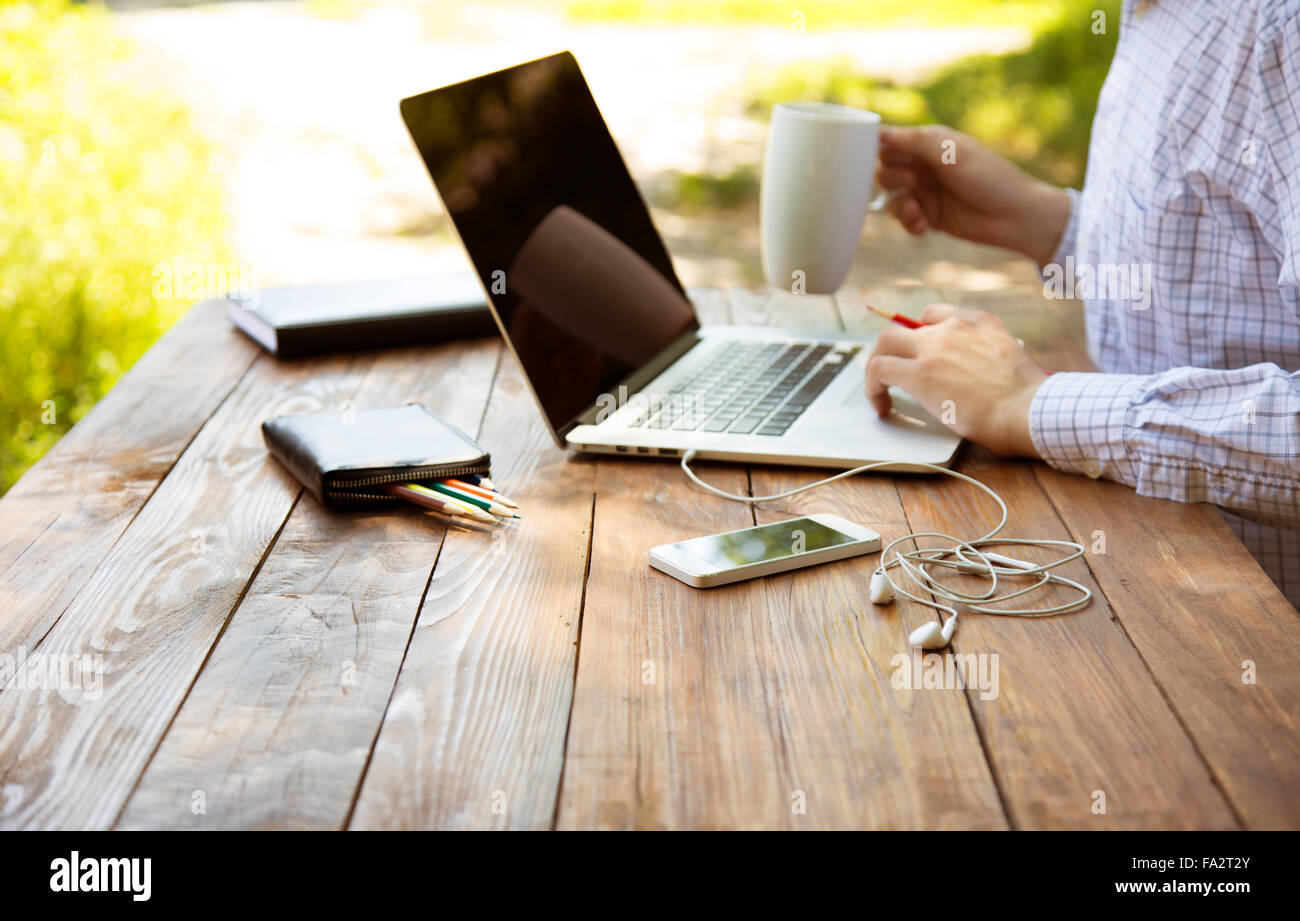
[1028,371,1148,480]
[1041,186,1080,273]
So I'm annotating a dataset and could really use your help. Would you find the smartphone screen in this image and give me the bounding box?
[668,517,858,571]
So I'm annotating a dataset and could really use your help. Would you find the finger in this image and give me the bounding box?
[888,194,929,235]
[865,354,916,418]
[871,323,922,358]
[879,146,919,168]
[878,124,952,169]
[919,302,962,324]
[874,165,917,191]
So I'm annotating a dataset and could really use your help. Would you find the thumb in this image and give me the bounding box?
[879,125,955,169]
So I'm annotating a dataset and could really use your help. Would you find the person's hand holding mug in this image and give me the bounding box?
[875,124,1071,266]
[863,124,1071,456]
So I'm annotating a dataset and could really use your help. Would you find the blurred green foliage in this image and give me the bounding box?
[668,0,1118,209]
[749,0,1120,187]
[0,0,229,494]
[669,164,760,211]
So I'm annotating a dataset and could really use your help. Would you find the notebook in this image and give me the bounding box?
[227,272,497,357]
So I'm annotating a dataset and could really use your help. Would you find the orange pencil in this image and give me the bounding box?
[443,477,519,509]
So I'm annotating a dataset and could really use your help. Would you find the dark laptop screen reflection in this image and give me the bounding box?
[401,53,699,433]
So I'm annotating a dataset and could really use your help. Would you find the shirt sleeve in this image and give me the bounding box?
[1029,364,1300,529]
[1257,1,1300,299]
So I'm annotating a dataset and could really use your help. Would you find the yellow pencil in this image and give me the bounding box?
[386,483,499,525]
[426,482,521,520]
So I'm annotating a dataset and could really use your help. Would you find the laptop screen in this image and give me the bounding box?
[401,52,700,437]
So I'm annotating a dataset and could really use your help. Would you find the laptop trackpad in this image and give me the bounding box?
[841,385,947,433]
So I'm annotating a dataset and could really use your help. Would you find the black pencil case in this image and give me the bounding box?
[261,403,490,508]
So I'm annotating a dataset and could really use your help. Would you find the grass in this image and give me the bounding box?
[0,0,1120,492]
[0,0,230,493]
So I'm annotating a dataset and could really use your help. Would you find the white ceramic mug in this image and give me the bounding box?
[760,102,881,295]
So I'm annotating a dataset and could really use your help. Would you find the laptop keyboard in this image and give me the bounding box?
[626,340,861,437]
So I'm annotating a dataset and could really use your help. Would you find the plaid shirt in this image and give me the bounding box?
[1029,0,1300,606]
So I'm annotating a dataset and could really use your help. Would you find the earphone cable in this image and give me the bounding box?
[680,449,1092,625]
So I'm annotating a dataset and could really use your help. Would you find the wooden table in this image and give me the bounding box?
[2,263,1298,829]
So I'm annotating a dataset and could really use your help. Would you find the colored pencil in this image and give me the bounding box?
[384,483,498,525]
[442,477,519,509]
[460,474,498,491]
[424,481,521,520]
[865,303,924,328]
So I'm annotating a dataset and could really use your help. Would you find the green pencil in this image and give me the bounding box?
[385,483,498,525]
[424,481,522,519]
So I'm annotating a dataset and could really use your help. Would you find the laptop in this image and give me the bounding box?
[399,51,961,470]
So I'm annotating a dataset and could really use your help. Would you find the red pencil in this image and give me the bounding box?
[865,303,924,328]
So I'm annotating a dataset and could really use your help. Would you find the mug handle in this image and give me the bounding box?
[868,188,905,212]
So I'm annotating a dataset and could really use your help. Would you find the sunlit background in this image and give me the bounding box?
[0,0,1119,492]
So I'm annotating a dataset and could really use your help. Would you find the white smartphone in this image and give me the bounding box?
[649,514,881,588]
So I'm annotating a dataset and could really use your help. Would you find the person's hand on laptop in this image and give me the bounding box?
[865,304,1048,458]
[875,125,1071,266]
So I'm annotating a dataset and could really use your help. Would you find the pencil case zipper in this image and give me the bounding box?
[323,460,491,505]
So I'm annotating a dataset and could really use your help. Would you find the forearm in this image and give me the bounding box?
[1007,182,1075,267]
[1029,365,1300,529]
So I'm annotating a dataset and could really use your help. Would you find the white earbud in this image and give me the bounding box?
[908,614,959,650]
[678,450,1093,649]
[869,570,894,604]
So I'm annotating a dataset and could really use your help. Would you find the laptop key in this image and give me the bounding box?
[623,340,857,443]
[729,415,767,434]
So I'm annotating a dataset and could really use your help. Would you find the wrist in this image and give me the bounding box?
[1000,371,1047,458]
[1012,182,1072,267]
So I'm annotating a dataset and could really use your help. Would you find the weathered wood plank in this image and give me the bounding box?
[557,288,830,828]
[348,356,596,830]
[892,450,1238,828]
[948,287,1300,827]
[0,351,376,829]
[1036,469,1300,828]
[0,300,260,655]
[114,339,500,829]
[557,454,778,828]
[839,287,1238,827]
[349,292,728,830]
[559,287,1002,828]
[743,287,1007,828]
[1035,468,1300,827]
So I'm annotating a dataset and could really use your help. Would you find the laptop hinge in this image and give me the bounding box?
[561,329,703,437]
